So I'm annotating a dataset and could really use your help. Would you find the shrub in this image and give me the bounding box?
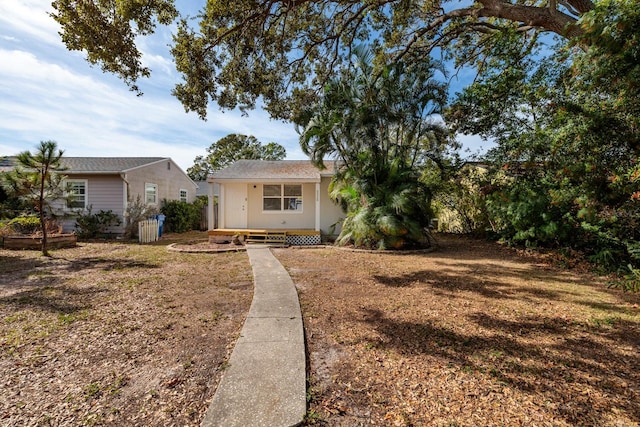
[7,216,41,234]
[160,200,200,233]
[124,195,158,238]
[74,206,122,238]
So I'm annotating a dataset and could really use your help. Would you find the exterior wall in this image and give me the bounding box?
[246,182,316,229]
[319,176,344,239]
[125,159,197,207]
[54,174,125,233]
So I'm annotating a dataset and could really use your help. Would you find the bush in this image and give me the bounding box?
[160,200,200,233]
[124,195,158,238]
[7,216,41,234]
[74,206,122,238]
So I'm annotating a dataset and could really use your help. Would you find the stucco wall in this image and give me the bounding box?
[246,182,316,229]
[319,176,344,239]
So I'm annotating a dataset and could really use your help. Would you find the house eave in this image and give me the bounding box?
[208,178,321,184]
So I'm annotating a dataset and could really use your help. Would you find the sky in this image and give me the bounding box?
[0,0,490,173]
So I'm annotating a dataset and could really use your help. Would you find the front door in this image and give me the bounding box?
[225,183,247,228]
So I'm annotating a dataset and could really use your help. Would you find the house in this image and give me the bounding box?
[207,160,344,245]
[2,157,197,234]
[56,157,197,233]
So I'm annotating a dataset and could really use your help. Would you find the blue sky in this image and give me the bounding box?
[0,0,489,172]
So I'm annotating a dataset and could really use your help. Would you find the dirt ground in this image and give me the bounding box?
[0,234,253,426]
[273,234,640,426]
[1,233,639,426]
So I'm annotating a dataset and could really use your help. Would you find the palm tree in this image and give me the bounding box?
[3,141,66,256]
[298,46,452,249]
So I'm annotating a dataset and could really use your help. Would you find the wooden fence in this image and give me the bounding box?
[138,219,159,243]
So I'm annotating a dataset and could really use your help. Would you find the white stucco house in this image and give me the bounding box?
[207,160,344,245]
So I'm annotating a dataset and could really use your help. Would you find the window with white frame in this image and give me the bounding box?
[263,184,302,212]
[179,189,188,202]
[65,179,88,210]
[145,183,158,204]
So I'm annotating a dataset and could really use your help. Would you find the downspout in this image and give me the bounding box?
[121,173,129,230]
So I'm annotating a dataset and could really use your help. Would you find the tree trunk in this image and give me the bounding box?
[40,172,49,257]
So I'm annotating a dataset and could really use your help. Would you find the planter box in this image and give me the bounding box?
[2,234,78,250]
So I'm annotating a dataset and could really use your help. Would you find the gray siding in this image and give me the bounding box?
[125,159,197,207]
[56,175,125,234]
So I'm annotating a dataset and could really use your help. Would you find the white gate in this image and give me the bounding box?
[138,219,159,243]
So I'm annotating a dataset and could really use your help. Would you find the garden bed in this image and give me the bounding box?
[2,233,77,250]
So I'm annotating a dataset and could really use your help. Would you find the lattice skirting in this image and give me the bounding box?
[286,235,321,245]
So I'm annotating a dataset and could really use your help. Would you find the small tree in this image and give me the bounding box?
[2,141,66,256]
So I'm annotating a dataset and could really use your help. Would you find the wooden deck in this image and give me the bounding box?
[208,229,321,245]
[208,229,320,236]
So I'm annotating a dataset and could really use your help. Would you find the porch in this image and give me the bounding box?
[208,228,321,246]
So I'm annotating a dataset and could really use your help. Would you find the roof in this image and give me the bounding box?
[0,157,170,174]
[61,157,169,173]
[0,157,13,173]
[209,160,337,182]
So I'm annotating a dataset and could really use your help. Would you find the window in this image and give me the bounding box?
[65,180,88,209]
[263,184,302,212]
[179,189,188,202]
[145,183,158,204]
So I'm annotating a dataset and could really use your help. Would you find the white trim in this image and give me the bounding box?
[261,183,303,214]
[315,183,320,231]
[208,182,215,230]
[145,182,158,205]
[64,179,88,211]
[219,184,225,228]
[179,188,188,202]
[212,178,319,184]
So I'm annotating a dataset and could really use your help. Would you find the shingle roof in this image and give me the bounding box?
[61,157,168,173]
[1,156,169,174]
[209,160,337,181]
[0,157,14,173]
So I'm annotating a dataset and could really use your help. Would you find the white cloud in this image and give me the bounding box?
[0,1,61,46]
[0,46,301,171]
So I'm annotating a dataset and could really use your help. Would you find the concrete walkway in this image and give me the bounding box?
[201,245,306,427]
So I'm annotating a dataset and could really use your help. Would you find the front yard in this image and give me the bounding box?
[273,234,640,426]
[0,235,253,426]
[1,233,639,426]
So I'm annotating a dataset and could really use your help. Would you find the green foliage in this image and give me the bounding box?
[299,46,454,249]
[608,264,640,293]
[446,2,640,273]
[0,183,30,219]
[432,164,490,234]
[160,200,200,233]
[50,0,178,94]
[2,141,66,256]
[74,206,122,239]
[53,0,593,120]
[187,134,286,180]
[7,216,41,235]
